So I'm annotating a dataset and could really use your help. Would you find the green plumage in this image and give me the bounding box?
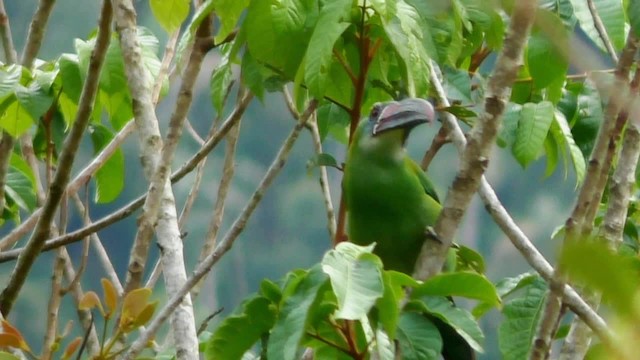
[343,99,440,274]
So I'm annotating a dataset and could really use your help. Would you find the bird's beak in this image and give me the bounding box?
[372,98,435,136]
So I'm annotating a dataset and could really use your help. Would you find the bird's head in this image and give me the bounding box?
[354,98,436,153]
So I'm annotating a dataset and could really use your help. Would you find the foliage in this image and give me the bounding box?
[205,242,499,359]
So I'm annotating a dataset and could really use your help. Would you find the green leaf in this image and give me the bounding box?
[0,97,33,137]
[412,272,500,307]
[5,163,36,212]
[497,103,522,148]
[552,110,586,185]
[630,0,640,37]
[150,0,189,34]
[206,296,276,360]
[528,10,569,89]
[560,239,639,315]
[593,0,625,50]
[214,0,249,43]
[380,1,432,97]
[188,0,215,36]
[304,0,351,98]
[267,265,327,360]
[0,351,20,360]
[0,65,21,99]
[321,242,384,320]
[571,0,624,51]
[240,50,264,100]
[512,101,554,167]
[498,276,547,360]
[376,271,403,339]
[373,328,395,360]
[210,46,233,114]
[443,67,472,103]
[455,245,485,273]
[316,102,350,143]
[572,80,602,157]
[58,54,83,103]
[396,312,442,360]
[417,297,484,353]
[89,124,125,203]
[307,153,340,174]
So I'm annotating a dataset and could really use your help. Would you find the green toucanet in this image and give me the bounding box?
[343,98,441,274]
[343,98,476,359]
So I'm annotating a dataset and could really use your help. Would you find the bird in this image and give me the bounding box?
[343,97,441,274]
[343,98,476,359]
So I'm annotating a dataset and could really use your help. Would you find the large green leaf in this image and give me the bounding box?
[214,0,249,43]
[560,240,639,316]
[379,1,432,97]
[150,0,189,34]
[396,312,442,360]
[498,276,547,360]
[417,297,485,353]
[572,80,602,157]
[412,272,500,308]
[551,110,586,185]
[527,10,569,89]
[206,296,277,360]
[267,265,327,360]
[630,0,640,36]
[5,162,37,212]
[376,270,418,339]
[210,45,233,114]
[321,242,384,320]
[89,124,125,204]
[304,0,351,98]
[512,101,554,167]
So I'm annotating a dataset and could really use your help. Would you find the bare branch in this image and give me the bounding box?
[42,251,65,360]
[0,0,17,63]
[123,99,319,360]
[21,0,56,67]
[413,0,537,280]
[309,114,337,240]
[587,0,619,62]
[0,0,112,316]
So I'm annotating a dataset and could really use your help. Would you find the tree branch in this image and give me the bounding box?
[0,0,112,316]
[123,99,318,360]
[587,0,619,62]
[413,0,538,280]
[531,33,639,359]
[559,65,640,360]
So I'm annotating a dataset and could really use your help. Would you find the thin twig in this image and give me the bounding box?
[42,251,65,360]
[283,86,336,239]
[420,126,449,171]
[191,98,243,297]
[123,99,319,360]
[587,0,619,62]
[0,0,112,316]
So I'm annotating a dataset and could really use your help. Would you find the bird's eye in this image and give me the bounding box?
[370,104,381,119]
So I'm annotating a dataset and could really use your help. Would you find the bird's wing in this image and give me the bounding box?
[407,158,440,203]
